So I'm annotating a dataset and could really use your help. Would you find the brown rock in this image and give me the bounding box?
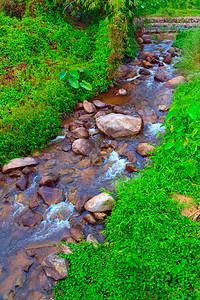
[113,106,125,114]
[75,195,90,214]
[139,68,151,76]
[163,53,172,64]
[118,143,128,156]
[154,74,167,82]
[25,245,58,263]
[91,153,102,166]
[166,76,185,86]
[93,212,107,220]
[137,37,143,45]
[158,62,164,67]
[126,68,137,78]
[86,234,99,247]
[96,113,142,139]
[75,102,83,110]
[158,105,169,112]
[83,100,96,114]
[72,138,95,156]
[85,193,114,212]
[37,186,63,206]
[41,254,68,281]
[39,174,59,187]
[61,235,77,244]
[2,157,40,174]
[84,213,97,225]
[23,262,34,273]
[142,61,152,68]
[125,163,138,173]
[94,111,106,119]
[61,143,71,152]
[136,106,157,124]
[110,140,118,149]
[136,143,155,157]
[93,100,106,109]
[15,209,43,229]
[70,225,84,241]
[77,157,91,169]
[80,167,95,183]
[29,199,40,210]
[68,122,84,132]
[9,170,22,177]
[117,64,132,77]
[60,244,73,255]
[130,60,141,66]
[22,166,36,175]
[79,114,93,122]
[16,174,28,191]
[126,151,137,163]
[167,47,176,55]
[71,127,89,139]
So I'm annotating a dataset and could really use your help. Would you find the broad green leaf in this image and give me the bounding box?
[164,141,175,150]
[80,80,92,91]
[191,143,198,155]
[59,70,67,80]
[82,68,92,75]
[187,106,197,120]
[175,140,184,153]
[156,131,161,139]
[69,70,79,80]
[69,78,79,89]
[165,109,178,122]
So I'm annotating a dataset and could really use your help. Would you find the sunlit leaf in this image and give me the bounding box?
[164,141,175,150]
[69,78,79,89]
[69,70,79,80]
[80,80,92,90]
[59,70,67,80]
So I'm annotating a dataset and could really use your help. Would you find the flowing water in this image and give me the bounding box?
[0,33,180,299]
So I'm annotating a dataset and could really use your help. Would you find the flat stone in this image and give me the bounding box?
[158,105,169,112]
[72,138,95,156]
[15,209,43,229]
[25,245,58,263]
[41,254,68,281]
[61,143,71,152]
[75,195,90,214]
[125,163,138,173]
[94,111,106,119]
[136,106,157,124]
[85,192,114,212]
[22,166,36,175]
[154,74,167,82]
[130,60,141,66]
[84,213,97,225]
[39,174,59,187]
[166,76,185,86]
[163,53,172,64]
[16,174,28,191]
[37,186,63,206]
[71,127,89,139]
[126,151,137,163]
[139,68,151,75]
[93,100,106,108]
[86,234,99,247]
[136,143,155,157]
[70,225,84,241]
[83,100,96,114]
[142,61,152,68]
[96,113,142,139]
[77,157,91,169]
[91,153,102,166]
[2,157,40,173]
[29,199,41,210]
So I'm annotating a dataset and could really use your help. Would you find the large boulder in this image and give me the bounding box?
[136,143,155,157]
[72,138,95,156]
[15,209,43,229]
[96,113,142,139]
[136,106,157,124]
[41,254,68,281]
[37,186,64,206]
[166,76,185,86]
[2,157,40,173]
[85,193,114,212]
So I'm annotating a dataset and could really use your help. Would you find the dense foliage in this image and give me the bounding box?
[54,33,200,299]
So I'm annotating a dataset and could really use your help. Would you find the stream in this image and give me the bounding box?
[0,33,180,300]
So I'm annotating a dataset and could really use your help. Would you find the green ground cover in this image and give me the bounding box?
[150,8,200,17]
[54,30,200,300]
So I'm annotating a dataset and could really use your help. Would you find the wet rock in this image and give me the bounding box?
[3,290,16,300]
[137,75,147,81]
[89,128,100,136]
[37,186,64,206]
[39,174,59,187]
[166,76,185,86]
[41,254,68,281]
[158,61,164,67]
[113,106,125,114]
[72,138,95,156]
[61,234,77,244]
[29,199,40,210]
[126,68,137,78]
[61,143,72,152]
[93,212,107,220]
[79,114,93,122]
[9,170,22,178]
[83,100,96,114]
[84,213,97,225]
[154,74,167,82]
[163,53,172,64]
[15,275,26,288]
[42,281,53,294]
[118,143,128,157]
[116,88,127,96]
[136,143,155,157]
[136,106,157,124]
[130,60,141,66]
[85,193,114,212]
[110,140,118,149]
[167,47,176,55]
[23,262,34,273]
[93,100,106,109]
[139,68,151,76]
[126,151,137,163]
[117,64,132,77]
[137,37,143,45]
[16,193,27,205]
[91,153,102,166]
[158,105,169,112]
[26,245,58,263]
[75,102,83,110]
[70,224,84,241]
[101,141,110,149]
[96,113,142,139]
[77,157,91,169]
[94,111,106,119]
[86,234,99,247]
[142,61,152,68]
[60,244,73,255]
[15,209,43,229]
[68,122,84,132]
[68,189,78,205]
[2,157,40,173]
[125,163,138,173]
[80,167,95,183]
[71,127,89,139]
[16,174,28,191]
[22,166,36,175]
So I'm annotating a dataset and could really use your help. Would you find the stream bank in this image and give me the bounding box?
[0,33,183,300]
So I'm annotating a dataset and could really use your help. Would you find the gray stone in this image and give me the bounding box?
[85,193,114,212]
[72,138,95,156]
[41,254,68,281]
[136,143,155,157]
[37,186,63,206]
[2,157,40,173]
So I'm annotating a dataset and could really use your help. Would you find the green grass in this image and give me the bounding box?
[150,8,200,17]
[54,31,200,300]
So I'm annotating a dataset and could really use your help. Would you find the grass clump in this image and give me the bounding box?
[54,43,200,300]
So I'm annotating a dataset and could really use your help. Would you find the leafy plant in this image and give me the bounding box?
[59,68,92,90]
